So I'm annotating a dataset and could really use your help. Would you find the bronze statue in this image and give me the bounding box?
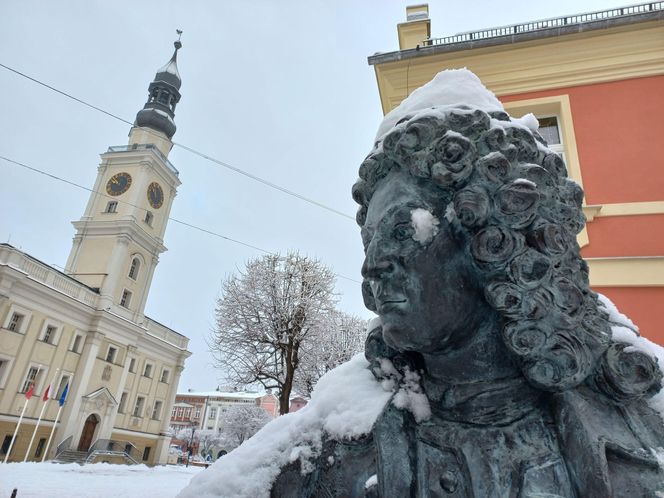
[179,72,664,498]
[272,92,664,497]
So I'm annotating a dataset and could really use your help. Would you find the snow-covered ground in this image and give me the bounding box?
[0,462,202,498]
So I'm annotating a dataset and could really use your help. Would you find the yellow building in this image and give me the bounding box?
[368,3,664,344]
[0,39,191,465]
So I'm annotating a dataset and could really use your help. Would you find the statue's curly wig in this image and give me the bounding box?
[353,105,661,401]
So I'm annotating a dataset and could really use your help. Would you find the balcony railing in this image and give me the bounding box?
[107,144,179,177]
[424,1,663,47]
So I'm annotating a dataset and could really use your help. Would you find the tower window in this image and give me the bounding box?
[128,258,141,280]
[144,211,154,227]
[105,201,118,213]
[120,289,132,308]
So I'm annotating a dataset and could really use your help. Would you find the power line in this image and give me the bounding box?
[0,154,362,284]
[0,62,356,221]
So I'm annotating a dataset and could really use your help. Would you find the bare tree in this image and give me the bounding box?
[218,405,272,451]
[197,430,224,459]
[295,311,368,397]
[211,252,336,414]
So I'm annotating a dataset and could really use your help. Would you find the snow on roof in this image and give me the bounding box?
[157,59,180,78]
[177,390,266,400]
[376,68,504,139]
[176,354,392,498]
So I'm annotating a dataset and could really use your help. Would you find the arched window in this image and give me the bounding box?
[128,257,141,280]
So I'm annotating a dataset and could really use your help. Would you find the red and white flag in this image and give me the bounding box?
[24,383,35,400]
[42,382,52,402]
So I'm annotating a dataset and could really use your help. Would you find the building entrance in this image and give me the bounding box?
[77,414,99,451]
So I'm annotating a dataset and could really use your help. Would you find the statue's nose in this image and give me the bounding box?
[362,241,395,280]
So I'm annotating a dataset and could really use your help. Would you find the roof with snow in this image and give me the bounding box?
[177,390,269,400]
[369,2,664,66]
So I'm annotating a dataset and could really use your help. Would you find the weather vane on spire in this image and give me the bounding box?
[175,29,183,49]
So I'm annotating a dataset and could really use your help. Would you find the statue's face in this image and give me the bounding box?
[361,170,486,353]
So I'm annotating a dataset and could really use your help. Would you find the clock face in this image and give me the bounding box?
[106,172,132,196]
[147,182,164,209]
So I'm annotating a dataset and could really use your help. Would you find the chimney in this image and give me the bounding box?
[397,4,431,50]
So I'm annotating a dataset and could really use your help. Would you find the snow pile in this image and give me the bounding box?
[411,208,440,245]
[0,462,202,498]
[598,293,664,415]
[177,354,392,498]
[376,68,503,139]
[393,368,431,422]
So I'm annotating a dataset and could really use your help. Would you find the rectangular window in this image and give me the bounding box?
[71,333,83,353]
[194,407,201,419]
[8,313,24,332]
[55,375,70,399]
[42,325,57,344]
[160,369,170,383]
[0,358,11,388]
[152,401,163,420]
[120,290,132,308]
[34,438,47,458]
[118,392,128,413]
[106,346,117,363]
[144,211,154,227]
[176,406,183,418]
[105,201,118,213]
[143,363,153,378]
[142,446,151,461]
[1,435,13,455]
[538,116,561,146]
[128,358,136,373]
[21,367,40,394]
[133,396,145,417]
[209,407,217,420]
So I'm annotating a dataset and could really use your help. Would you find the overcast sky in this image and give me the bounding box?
[1,0,631,391]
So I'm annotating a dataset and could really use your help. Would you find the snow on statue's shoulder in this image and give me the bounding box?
[176,354,391,498]
[598,293,664,418]
[376,68,504,139]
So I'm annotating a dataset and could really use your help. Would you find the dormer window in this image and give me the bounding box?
[105,201,118,213]
[128,257,141,280]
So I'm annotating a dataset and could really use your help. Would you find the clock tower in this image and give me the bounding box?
[65,39,184,322]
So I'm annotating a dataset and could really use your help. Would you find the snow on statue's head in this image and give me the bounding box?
[353,69,661,399]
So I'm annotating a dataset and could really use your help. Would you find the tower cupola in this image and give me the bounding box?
[135,35,183,139]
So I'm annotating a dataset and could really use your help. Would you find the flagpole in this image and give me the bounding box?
[2,398,29,464]
[24,368,59,462]
[3,365,41,464]
[42,404,64,463]
[42,376,72,463]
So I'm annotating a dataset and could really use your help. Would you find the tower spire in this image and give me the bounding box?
[134,32,183,140]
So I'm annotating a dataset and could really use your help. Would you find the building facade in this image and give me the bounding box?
[369,3,664,343]
[0,39,191,465]
[170,390,279,436]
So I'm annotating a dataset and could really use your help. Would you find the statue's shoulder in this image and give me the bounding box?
[554,386,664,496]
[271,433,378,498]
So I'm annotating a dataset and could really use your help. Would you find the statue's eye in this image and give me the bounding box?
[392,223,414,241]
